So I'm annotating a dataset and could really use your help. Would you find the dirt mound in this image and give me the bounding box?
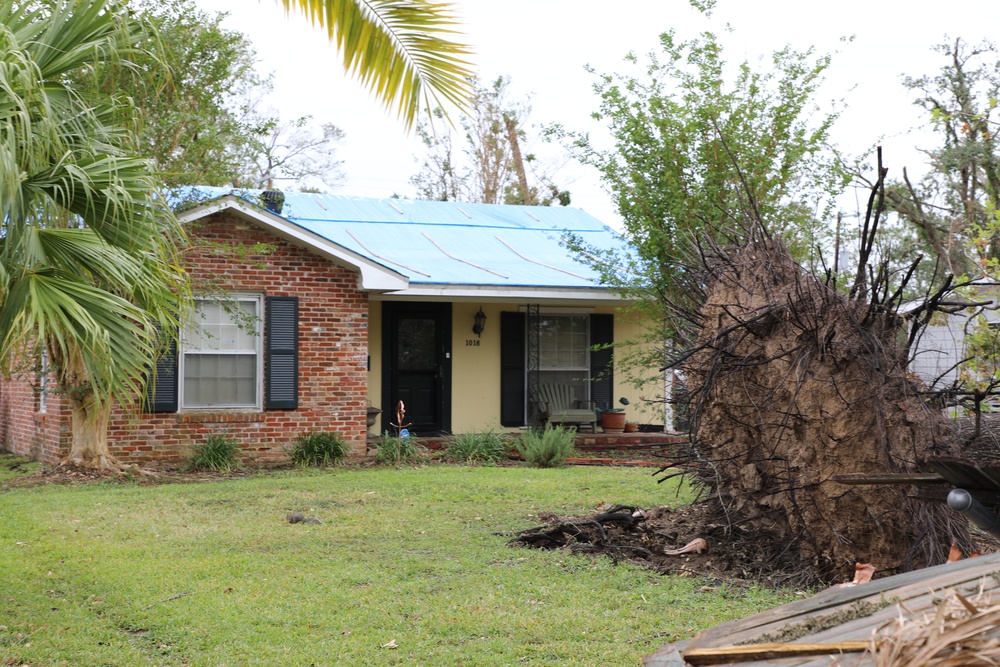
[674,240,972,583]
[509,502,813,586]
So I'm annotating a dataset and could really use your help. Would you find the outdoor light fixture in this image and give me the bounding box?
[472,307,487,337]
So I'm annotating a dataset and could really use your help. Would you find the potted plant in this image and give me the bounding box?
[601,396,632,433]
[600,408,626,433]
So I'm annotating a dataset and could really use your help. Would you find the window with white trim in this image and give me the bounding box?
[535,314,591,401]
[180,296,263,409]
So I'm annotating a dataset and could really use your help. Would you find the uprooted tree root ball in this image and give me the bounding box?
[671,239,972,583]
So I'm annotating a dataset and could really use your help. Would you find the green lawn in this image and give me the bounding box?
[0,463,794,666]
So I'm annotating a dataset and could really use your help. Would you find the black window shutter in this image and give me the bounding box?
[590,314,614,411]
[145,333,178,413]
[500,311,526,427]
[266,296,298,410]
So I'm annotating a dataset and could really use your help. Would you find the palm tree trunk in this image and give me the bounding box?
[66,398,115,469]
[51,341,119,470]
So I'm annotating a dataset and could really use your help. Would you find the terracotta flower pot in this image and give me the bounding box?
[601,410,626,433]
[624,422,638,433]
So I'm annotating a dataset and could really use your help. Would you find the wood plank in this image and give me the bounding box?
[670,574,1000,666]
[831,473,947,485]
[926,457,1000,491]
[687,553,1000,650]
[682,642,868,665]
[710,562,1000,648]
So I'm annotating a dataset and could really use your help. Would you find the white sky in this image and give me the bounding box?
[195,0,999,228]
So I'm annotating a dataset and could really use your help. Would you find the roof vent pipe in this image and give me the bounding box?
[947,488,1000,539]
[261,190,285,215]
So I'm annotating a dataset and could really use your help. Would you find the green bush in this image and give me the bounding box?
[374,431,425,464]
[446,427,512,464]
[189,435,241,472]
[515,425,577,468]
[287,431,349,466]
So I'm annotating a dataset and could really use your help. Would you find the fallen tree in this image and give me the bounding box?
[658,154,974,582]
[674,238,971,580]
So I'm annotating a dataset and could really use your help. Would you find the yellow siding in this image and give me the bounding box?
[451,302,503,431]
[367,301,665,434]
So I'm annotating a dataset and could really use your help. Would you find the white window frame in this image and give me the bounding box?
[178,294,264,410]
[537,314,591,376]
[38,348,48,413]
[529,312,592,404]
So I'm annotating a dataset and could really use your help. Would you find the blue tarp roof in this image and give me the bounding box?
[184,188,625,289]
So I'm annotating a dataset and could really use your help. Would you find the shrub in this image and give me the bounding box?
[514,425,577,468]
[189,435,241,472]
[446,427,512,464]
[374,431,425,464]
[287,431,349,466]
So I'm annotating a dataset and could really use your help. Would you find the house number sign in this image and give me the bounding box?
[465,339,481,346]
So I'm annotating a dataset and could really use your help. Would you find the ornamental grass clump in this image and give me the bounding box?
[287,432,349,467]
[189,435,241,472]
[446,427,512,464]
[374,431,425,464]
[515,424,577,468]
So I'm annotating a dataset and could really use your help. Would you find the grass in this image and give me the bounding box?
[0,453,40,484]
[0,462,796,666]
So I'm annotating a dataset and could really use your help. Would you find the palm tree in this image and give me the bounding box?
[0,0,187,469]
[0,0,471,470]
[278,0,474,128]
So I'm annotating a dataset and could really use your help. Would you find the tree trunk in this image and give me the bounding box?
[66,398,115,469]
[50,341,120,470]
[505,115,533,205]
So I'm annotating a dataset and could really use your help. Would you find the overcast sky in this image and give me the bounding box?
[194,0,999,227]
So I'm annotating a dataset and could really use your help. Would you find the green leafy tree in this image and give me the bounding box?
[88,0,264,186]
[552,30,847,407]
[88,0,345,191]
[888,38,1000,279]
[411,76,570,206]
[560,31,846,317]
[0,0,188,469]
[887,39,1000,409]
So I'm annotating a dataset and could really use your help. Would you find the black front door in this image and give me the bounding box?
[382,302,451,434]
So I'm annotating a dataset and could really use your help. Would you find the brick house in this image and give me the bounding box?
[0,189,662,465]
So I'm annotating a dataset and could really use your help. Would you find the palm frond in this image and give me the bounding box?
[279,0,474,128]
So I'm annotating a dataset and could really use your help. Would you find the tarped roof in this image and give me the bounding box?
[180,188,626,291]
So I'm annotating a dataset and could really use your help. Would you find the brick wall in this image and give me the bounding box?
[107,212,370,465]
[0,356,71,464]
[2,211,371,465]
